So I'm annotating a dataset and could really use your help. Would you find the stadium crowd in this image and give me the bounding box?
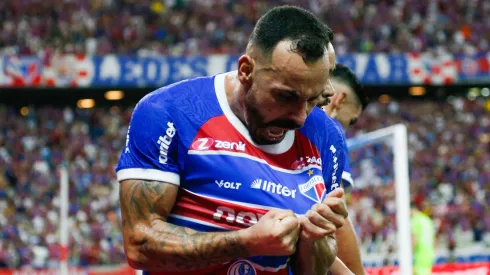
[347,98,490,264]
[0,97,489,268]
[0,0,488,57]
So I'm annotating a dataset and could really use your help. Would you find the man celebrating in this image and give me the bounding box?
[117,6,350,275]
[321,63,369,275]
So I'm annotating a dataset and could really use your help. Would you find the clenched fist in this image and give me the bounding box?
[242,209,301,256]
[299,188,348,242]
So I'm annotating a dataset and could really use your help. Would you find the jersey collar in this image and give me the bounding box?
[214,72,295,155]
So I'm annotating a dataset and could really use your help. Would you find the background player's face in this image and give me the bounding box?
[325,80,362,129]
[240,40,332,145]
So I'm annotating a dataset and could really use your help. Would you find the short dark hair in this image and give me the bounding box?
[332,64,369,110]
[249,6,333,63]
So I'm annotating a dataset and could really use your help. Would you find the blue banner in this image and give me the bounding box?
[0,53,489,87]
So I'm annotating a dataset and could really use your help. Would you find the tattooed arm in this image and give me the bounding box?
[120,179,252,271]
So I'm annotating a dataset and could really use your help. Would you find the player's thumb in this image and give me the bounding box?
[326,187,344,199]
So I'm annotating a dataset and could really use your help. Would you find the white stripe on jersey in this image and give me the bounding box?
[116,168,180,185]
[169,214,227,229]
[251,257,290,272]
[188,150,322,174]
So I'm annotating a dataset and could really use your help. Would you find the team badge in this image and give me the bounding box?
[298,175,326,203]
[227,260,256,275]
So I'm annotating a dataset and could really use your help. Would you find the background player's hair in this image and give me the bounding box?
[248,5,333,63]
[332,64,369,110]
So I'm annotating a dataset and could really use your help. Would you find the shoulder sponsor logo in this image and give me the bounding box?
[250,179,296,198]
[329,145,340,190]
[290,156,322,170]
[215,180,241,190]
[191,137,246,152]
[158,122,176,164]
[124,126,130,153]
[298,175,326,203]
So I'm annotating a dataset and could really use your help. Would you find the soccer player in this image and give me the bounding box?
[411,203,435,275]
[321,61,369,275]
[116,6,351,275]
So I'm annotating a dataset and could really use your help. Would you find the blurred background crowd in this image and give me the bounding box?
[1,97,489,268]
[1,0,490,270]
[0,0,489,57]
[0,106,130,268]
[346,98,490,265]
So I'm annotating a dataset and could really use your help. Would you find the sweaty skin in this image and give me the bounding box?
[120,179,250,271]
[120,179,301,272]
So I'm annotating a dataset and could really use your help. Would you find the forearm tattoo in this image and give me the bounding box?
[120,180,250,271]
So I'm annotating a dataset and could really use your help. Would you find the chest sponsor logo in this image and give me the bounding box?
[213,206,264,227]
[215,180,241,190]
[298,175,326,203]
[191,137,246,152]
[250,179,296,198]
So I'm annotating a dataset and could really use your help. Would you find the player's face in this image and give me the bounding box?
[240,40,332,145]
[316,43,336,107]
[330,80,362,129]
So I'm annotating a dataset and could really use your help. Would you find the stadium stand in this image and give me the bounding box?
[0,98,489,268]
[0,0,488,56]
[0,0,489,272]
[347,99,490,266]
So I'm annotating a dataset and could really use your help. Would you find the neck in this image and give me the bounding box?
[225,72,247,125]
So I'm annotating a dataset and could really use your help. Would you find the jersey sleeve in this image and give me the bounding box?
[116,93,181,185]
[341,140,354,191]
[321,123,346,194]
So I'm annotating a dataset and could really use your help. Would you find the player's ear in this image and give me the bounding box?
[237,55,254,86]
[335,91,348,108]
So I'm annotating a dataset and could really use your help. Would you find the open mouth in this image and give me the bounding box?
[266,127,287,140]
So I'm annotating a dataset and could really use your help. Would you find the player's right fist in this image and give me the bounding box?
[241,209,300,257]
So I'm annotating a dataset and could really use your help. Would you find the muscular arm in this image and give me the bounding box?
[328,258,355,275]
[336,216,365,274]
[291,236,337,275]
[120,179,251,271]
[336,184,365,275]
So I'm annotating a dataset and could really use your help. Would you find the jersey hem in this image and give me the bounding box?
[342,171,354,187]
[116,168,180,185]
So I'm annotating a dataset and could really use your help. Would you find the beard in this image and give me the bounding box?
[244,93,302,145]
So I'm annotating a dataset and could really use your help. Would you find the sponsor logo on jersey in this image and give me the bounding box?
[215,180,242,190]
[191,137,214,150]
[329,145,340,190]
[227,260,256,275]
[213,206,264,227]
[298,175,326,203]
[124,126,130,153]
[250,179,296,198]
[191,137,246,152]
[158,122,176,164]
[290,156,322,170]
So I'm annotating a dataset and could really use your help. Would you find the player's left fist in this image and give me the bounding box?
[299,188,348,241]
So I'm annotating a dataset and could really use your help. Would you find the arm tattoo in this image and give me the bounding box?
[120,179,250,271]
